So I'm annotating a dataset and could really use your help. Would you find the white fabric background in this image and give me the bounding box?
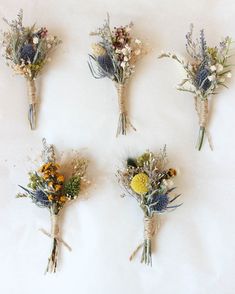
[0,0,235,293]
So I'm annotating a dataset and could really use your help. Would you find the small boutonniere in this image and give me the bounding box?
[117,147,182,265]
[17,139,89,273]
[159,24,233,150]
[88,14,146,136]
[2,10,61,129]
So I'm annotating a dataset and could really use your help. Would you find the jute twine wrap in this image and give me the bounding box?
[194,96,208,128]
[27,79,37,104]
[194,96,213,150]
[144,216,156,241]
[51,214,60,239]
[40,213,71,273]
[129,216,156,261]
[27,79,37,130]
[115,82,126,114]
[40,214,71,251]
[115,82,136,136]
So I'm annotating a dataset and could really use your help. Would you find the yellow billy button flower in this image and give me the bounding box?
[130,173,149,195]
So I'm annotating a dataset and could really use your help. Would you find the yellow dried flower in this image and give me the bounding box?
[48,181,54,187]
[55,184,62,191]
[43,174,50,180]
[48,194,54,202]
[130,173,149,195]
[57,175,64,183]
[59,195,67,203]
[167,168,177,178]
[92,43,106,56]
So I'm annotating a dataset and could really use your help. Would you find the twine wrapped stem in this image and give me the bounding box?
[129,215,156,265]
[46,212,60,273]
[195,96,209,150]
[27,78,37,130]
[115,82,136,136]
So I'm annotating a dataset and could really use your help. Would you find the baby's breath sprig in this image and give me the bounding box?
[88,14,146,136]
[1,10,61,130]
[159,24,233,150]
[17,139,89,273]
[117,148,182,266]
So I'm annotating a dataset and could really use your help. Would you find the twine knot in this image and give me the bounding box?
[39,213,72,251]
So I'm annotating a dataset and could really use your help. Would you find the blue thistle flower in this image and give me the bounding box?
[18,185,51,208]
[147,187,182,213]
[195,66,211,92]
[20,44,36,63]
[97,54,115,76]
[34,189,50,206]
[149,193,169,212]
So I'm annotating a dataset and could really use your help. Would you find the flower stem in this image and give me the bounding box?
[197,126,205,151]
[141,238,152,266]
[46,208,60,273]
[46,237,58,273]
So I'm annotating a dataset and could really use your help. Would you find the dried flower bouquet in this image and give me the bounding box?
[117,148,181,265]
[17,139,89,273]
[2,10,61,129]
[159,25,233,150]
[88,14,145,136]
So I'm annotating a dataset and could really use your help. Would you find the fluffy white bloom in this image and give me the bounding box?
[219,77,225,83]
[226,72,232,78]
[135,39,141,44]
[208,75,216,81]
[121,48,128,55]
[33,37,39,44]
[162,179,174,188]
[120,61,126,68]
[210,65,216,72]
[123,44,131,53]
[216,64,224,72]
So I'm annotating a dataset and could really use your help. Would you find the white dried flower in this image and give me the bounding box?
[33,37,39,44]
[121,61,126,68]
[216,64,224,72]
[135,39,141,44]
[162,179,174,188]
[208,75,216,82]
[210,65,216,72]
[125,45,131,52]
[219,77,225,83]
[121,48,128,55]
[226,72,232,78]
